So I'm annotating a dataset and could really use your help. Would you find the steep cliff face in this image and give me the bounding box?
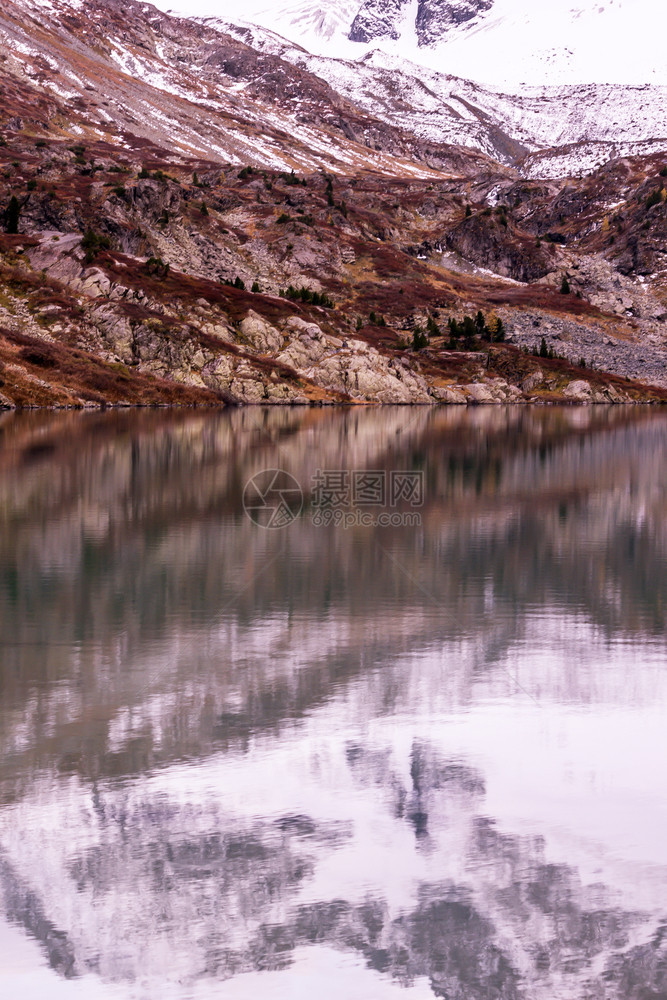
[349,0,410,43]
[416,0,494,45]
[350,0,493,46]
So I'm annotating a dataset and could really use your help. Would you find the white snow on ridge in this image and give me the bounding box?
[205,19,667,171]
[150,0,666,89]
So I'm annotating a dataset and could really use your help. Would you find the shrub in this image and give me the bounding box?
[646,189,663,209]
[146,257,170,278]
[27,179,37,191]
[81,229,111,263]
[238,166,254,180]
[276,212,290,224]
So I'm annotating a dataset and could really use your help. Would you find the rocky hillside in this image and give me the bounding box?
[0,0,666,408]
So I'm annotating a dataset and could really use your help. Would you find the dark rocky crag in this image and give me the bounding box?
[350,0,494,45]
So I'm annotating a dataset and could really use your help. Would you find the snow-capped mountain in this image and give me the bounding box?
[209,16,667,178]
[152,0,667,89]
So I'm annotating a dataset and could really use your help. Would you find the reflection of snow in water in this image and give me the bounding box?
[219,947,434,1000]
[2,612,667,996]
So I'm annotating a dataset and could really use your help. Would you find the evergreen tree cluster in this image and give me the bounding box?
[412,327,429,350]
[280,170,306,187]
[280,286,334,308]
[445,310,505,349]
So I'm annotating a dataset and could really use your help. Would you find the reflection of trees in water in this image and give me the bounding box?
[1,407,667,787]
[1,407,666,651]
[236,744,667,1000]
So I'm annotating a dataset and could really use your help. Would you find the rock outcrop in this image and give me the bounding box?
[350,0,493,45]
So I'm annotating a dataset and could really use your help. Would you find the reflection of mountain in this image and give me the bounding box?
[1,408,667,997]
[0,741,663,999]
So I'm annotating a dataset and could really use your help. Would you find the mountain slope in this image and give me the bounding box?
[0,0,461,176]
[218,20,667,177]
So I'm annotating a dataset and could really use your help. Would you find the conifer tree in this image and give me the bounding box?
[5,196,20,234]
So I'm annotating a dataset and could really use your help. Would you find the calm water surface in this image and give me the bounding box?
[1,406,667,1000]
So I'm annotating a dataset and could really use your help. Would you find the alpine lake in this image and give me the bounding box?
[1,405,667,1000]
